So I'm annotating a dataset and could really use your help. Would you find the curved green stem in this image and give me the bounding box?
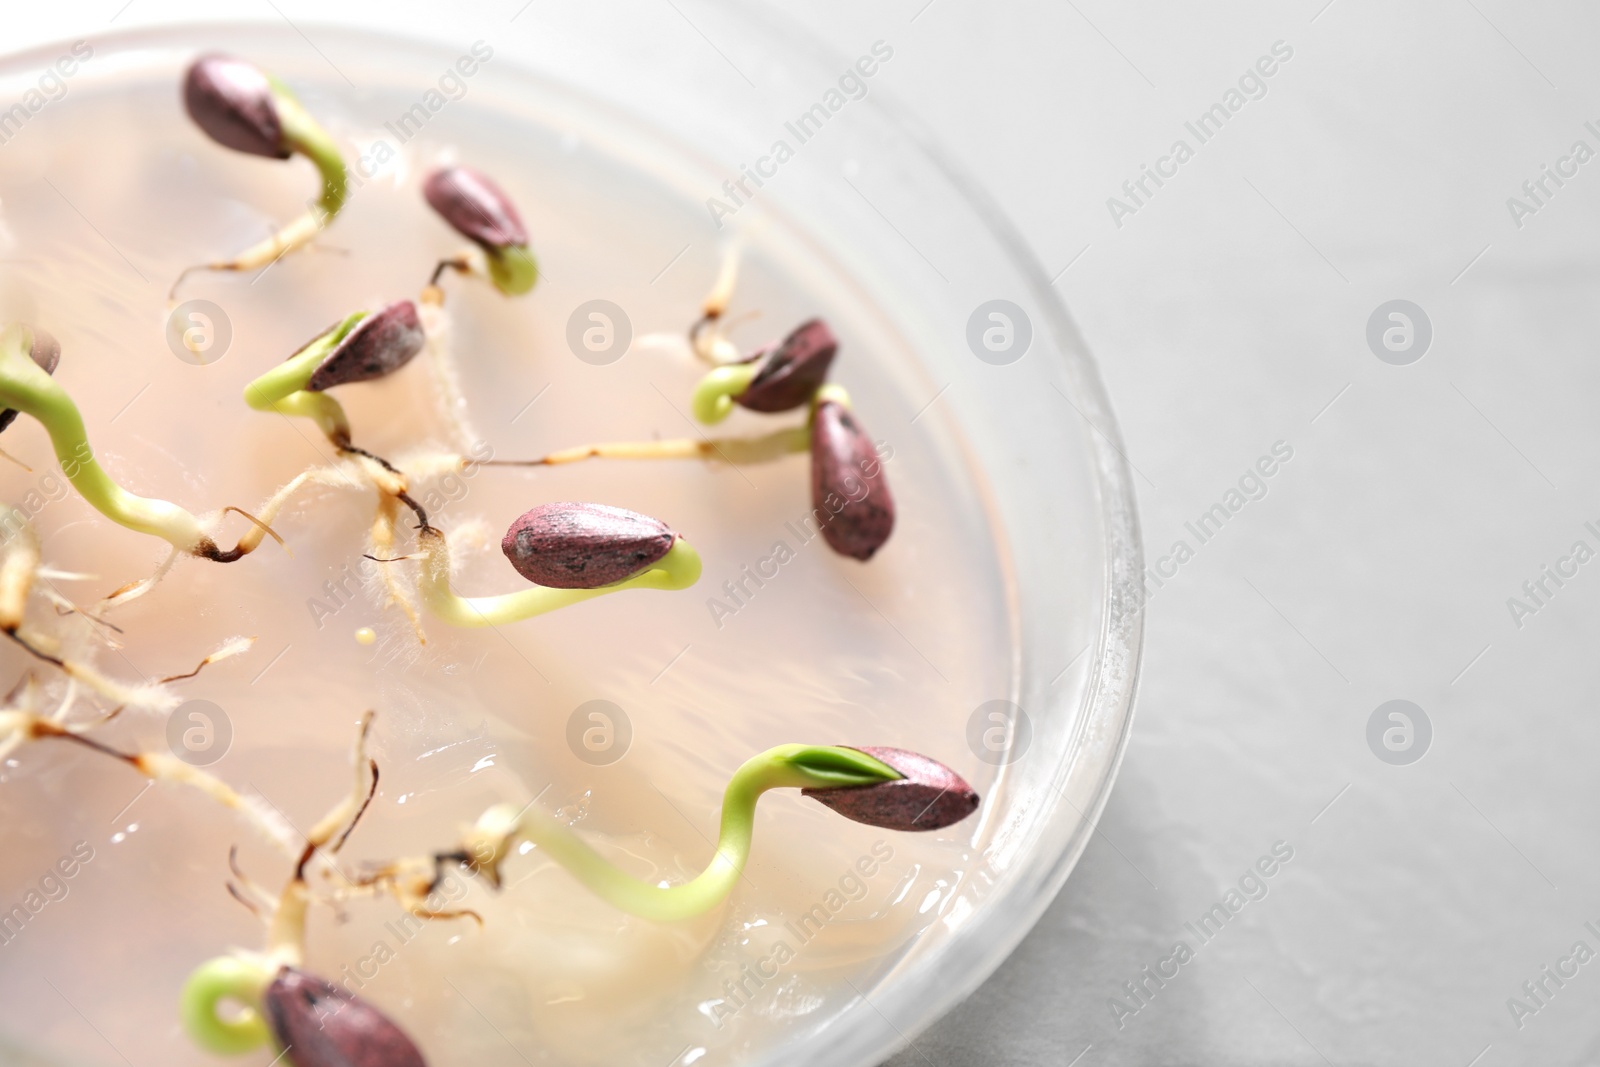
[172,81,347,297]
[691,361,760,425]
[0,326,211,553]
[243,312,364,442]
[179,954,274,1055]
[474,745,899,921]
[272,80,347,223]
[416,528,701,628]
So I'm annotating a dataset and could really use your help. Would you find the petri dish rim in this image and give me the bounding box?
[0,11,1144,1067]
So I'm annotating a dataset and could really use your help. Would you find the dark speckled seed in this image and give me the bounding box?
[182,54,289,160]
[307,302,425,391]
[810,401,894,561]
[734,319,837,413]
[502,502,677,589]
[802,747,980,831]
[264,967,426,1067]
[423,166,529,250]
[0,328,61,434]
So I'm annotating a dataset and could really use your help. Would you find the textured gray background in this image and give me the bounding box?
[13,2,1600,1064]
[799,3,1600,1065]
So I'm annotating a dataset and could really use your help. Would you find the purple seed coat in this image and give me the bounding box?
[423,166,529,250]
[734,318,838,413]
[802,746,980,832]
[182,54,289,160]
[502,502,677,589]
[0,328,61,434]
[810,401,895,561]
[307,302,425,391]
[264,967,427,1067]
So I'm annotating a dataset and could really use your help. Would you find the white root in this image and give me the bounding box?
[96,546,181,613]
[159,635,257,683]
[691,237,747,365]
[368,495,425,646]
[416,300,480,454]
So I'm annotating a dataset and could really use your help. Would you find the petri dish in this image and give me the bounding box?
[0,9,1141,1067]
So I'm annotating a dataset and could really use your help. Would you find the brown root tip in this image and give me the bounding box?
[194,539,245,563]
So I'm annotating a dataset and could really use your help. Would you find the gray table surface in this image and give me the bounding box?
[11,2,1600,1064]
[767,3,1600,1065]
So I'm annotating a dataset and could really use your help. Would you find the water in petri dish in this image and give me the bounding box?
[0,44,1013,1066]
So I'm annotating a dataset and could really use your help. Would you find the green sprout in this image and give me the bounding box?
[180,955,275,1055]
[242,301,425,448]
[244,300,484,642]
[173,54,348,297]
[166,715,425,1065]
[175,739,978,1061]
[422,165,538,299]
[7,679,977,1064]
[242,312,364,443]
[0,702,359,1062]
[0,324,277,563]
[241,301,430,508]
[370,743,979,925]
[411,502,702,628]
[690,318,837,425]
[460,745,903,921]
[0,707,420,1065]
[690,361,761,424]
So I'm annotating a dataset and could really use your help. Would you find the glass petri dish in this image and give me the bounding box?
[0,8,1141,1066]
